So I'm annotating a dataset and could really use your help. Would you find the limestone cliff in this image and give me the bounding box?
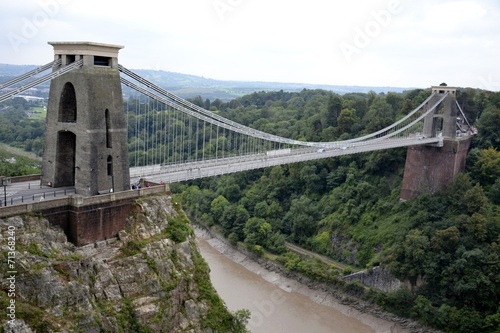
[0,195,245,333]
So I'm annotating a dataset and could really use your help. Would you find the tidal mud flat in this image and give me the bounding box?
[195,226,441,333]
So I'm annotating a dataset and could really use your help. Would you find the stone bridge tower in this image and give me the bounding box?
[400,86,472,200]
[42,42,130,196]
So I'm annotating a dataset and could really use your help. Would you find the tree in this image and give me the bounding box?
[283,196,318,244]
[232,309,251,333]
[266,232,287,254]
[476,104,500,149]
[232,205,250,240]
[299,164,320,194]
[326,94,343,127]
[363,97,395,133]
[210,195,229,225]
[395,229,431,285]
[411,295,433,325]
[470,148,500,189]
[488,179,500,204]
[385,92,404,115]
[266,165,289,201]
[244,217,271,246]
[336,108,358,136]
[464,184,489,215]
[189,95,205,108]
[431,226,460,252]
[219,183,242,202]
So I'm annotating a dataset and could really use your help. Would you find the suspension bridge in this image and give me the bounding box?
[0,41,475,245]
[0,42,474,198]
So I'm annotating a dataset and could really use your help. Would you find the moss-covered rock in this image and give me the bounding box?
[0,194,247,332]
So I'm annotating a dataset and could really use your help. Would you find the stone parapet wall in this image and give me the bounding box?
[0,184,170,246]
[0,184,169,219]
[4,174,42,183]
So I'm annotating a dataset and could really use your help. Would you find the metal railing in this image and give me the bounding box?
[0,187,75,207]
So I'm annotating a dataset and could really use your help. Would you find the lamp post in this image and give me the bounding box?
[2,177,6,207]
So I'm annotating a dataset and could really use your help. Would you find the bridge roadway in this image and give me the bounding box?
[131,136,442,184]
[0,136,440,207]
[0,180,75,207]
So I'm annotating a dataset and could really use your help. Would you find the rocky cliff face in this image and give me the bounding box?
[0,195,243,332]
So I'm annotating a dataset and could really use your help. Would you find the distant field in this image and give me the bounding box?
[0,142,42,161]
[29,106,47,119]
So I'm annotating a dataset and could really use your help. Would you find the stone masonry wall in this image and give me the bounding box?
[400,137,471,201]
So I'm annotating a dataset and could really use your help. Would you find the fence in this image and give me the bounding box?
[0,183,170,219]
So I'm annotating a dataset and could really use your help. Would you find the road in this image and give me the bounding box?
[131,136,442,183]
[0,180,74,207]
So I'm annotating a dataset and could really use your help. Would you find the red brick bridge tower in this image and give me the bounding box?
[400,86,472,200]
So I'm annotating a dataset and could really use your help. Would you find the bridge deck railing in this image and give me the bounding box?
[0,184,169,219]
[0,188,76,207]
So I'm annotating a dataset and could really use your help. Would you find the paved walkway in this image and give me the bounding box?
[0,180,74,207]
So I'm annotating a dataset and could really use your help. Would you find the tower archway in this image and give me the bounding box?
[58,82,77,122]
[54,131,76,187]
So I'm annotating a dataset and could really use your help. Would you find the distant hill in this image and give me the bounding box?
[0,63,413,101]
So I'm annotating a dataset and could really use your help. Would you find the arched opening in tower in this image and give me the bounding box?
[58,82,77,122]
[55,131,76,187]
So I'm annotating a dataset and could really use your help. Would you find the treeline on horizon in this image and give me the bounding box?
[1,86,500,332]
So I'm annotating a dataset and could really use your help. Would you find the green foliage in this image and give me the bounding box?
[0,150,40,176]
[117,298,154,333]
[378,287,415,317]
[0,290,56,332]
[265,232,287,254]
[121,239,148,257]
[469,147,500,189]
[363,98,395,133]
[232,309,251,333]
[165,214,193,243]
[0,105,45,156]
[411,295,433,325]
[283,195,318,244]
[276,251,342,284]
[175,87,500,332]
[476,101,500,149]
[336,108,358,136]
[26,242,45,256]
[190,244,248,332]
[244,217,271,246]
[342,266,353,275]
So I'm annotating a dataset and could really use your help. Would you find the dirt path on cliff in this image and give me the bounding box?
[285,241,348,270]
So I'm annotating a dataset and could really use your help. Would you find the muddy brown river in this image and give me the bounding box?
[197,234,410,333]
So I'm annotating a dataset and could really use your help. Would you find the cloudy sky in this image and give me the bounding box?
[1,0,499,90]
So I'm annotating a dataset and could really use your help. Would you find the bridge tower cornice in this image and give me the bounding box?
[48,41,124,69]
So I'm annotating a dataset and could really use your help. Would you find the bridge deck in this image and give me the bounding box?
[132,137,442,183]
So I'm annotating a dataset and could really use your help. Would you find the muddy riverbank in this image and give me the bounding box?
[195,226,440,333]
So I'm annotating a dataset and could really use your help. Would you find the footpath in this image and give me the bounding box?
[285,241,347,270]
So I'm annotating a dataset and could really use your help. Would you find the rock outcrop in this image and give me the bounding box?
[0,195,243,332]
[343,266,402,292]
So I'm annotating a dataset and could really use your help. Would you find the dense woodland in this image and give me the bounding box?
[1,87,500,332]
[175,88,500,333]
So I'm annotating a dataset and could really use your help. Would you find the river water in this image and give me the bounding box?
[197,234,408,333]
